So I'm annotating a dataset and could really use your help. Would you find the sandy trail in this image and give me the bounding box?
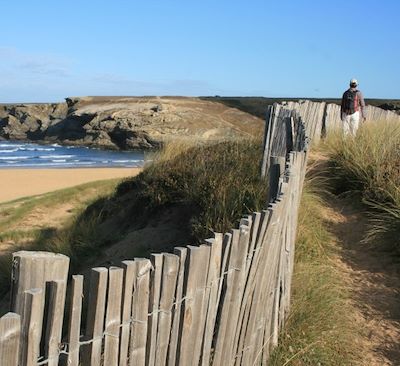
[322,197,400,365]
[0,168,141,203]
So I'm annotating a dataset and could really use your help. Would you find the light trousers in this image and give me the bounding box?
[342,111,360,136]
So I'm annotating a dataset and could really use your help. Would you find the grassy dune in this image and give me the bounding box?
[323,120,400,246]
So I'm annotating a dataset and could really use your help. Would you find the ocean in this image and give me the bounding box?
[0,141,145,168]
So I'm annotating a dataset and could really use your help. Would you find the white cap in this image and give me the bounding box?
[350,78,358,86]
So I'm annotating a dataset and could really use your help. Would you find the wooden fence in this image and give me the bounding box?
[277,100,400,142]
[0,105,308,366]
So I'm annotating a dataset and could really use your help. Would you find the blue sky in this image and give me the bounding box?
[1,0,399,102]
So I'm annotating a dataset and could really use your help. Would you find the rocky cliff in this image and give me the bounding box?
[0,97,264,150]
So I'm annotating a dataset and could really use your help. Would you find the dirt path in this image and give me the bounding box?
[322,197,400,365]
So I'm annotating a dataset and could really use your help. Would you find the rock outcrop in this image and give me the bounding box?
[0,97,264,150]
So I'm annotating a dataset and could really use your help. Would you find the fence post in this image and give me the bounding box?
[11,250,70,360]
[11,251,70,315]
[0,312,21,366]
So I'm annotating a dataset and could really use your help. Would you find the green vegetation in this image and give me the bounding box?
[114,139,267,241]
[270,180,359,365]
[324,121,400,246]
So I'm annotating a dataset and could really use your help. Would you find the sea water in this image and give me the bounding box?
[0,141,145,168]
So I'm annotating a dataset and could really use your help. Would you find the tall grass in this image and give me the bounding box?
[114,139,268,241]
[324,120,400,245]
[270,181,359,365]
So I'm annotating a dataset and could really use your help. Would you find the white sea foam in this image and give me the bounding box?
[0,149,18,153]
[0,143,24,148]
[39,155,75,159]
[20,147,55,152]
[0,156,30,160]
[112,159,143,163]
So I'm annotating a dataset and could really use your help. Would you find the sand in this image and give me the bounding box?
[0,168,141,203]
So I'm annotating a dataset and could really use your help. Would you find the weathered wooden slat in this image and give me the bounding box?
[201,233,223,366]
[83,267,108,366]
[66,275,83,366]
[192,244,212,365]
[167,247,188,366]
[215,232,233,308]
[146,254,163,366]
[44,280,67,366]
[269,156,286,202]
[104,267,124,366]
[212,229,240,366]
[119,261,136,366]
[223,224,251,364]
[20,288,44,366]
[231,212,259,360]
[155,253,179,366]
[177,245,210,366]
[0,312,21,366]
[261,104,275,177]
[129,258,152,366]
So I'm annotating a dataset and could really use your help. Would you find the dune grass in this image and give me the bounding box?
[269,178,359,365]
[114,139,268,241]
[323,120,400,246]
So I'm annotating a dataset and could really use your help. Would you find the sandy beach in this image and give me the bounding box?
[0,168,141,203]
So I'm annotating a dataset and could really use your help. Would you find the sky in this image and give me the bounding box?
[1,0,399,102]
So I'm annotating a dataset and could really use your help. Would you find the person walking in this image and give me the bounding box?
[341,78,366,136]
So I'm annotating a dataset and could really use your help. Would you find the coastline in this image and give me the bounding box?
[0,167,141,203]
